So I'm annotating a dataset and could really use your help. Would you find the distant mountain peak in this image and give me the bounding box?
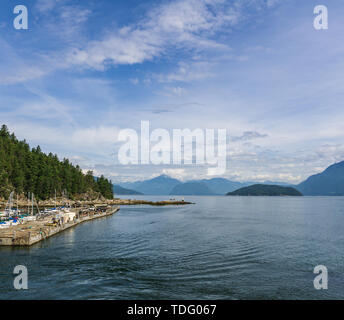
[117,175,294,196]
[113,185,143,195]
[118,174,181,195]
[324,160,344,173]
[170,182,214,196]
[152,174,178,180]
[297,160,344,196]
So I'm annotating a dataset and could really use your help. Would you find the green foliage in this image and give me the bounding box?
[227,184,303,196]
[0,125,113,200]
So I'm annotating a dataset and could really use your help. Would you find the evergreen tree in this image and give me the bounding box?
[0,125,113,200]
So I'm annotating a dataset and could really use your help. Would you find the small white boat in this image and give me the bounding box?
[22,216,36,222]
[0,220,19,228]
[0,222,10,229]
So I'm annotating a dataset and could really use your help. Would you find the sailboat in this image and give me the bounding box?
[0,192,39,228]
[0,192,20,228]
[43,189,60,214]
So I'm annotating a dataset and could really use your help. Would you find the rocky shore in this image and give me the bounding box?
[0,197,193,209]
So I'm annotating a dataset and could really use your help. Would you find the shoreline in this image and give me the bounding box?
[0,206,120,247]
[0,198,193,247]
[1,198,193,209]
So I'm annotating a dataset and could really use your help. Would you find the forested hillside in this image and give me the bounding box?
[297,161,344,195]
[227,184,302,196]
[0,125,113,200]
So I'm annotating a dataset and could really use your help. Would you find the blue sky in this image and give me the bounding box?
[0,0,343,183]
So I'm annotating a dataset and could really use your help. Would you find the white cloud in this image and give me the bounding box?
[0,0,282,85]
[0,38,50,85]
[35,0,62,13]
[66,0,242,69]
[266,0,281,8]
[72,126,120,146]
[130,78,139,85]
[4,122,120,157]
[70,155,87,162]
[162,168,187,180]
[231,131,268,142]
[159,86,187,97]
[156,61,216,83]
[35,1,91,42]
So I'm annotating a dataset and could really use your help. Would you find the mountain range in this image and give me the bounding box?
[170,182,214,195]
[120,175,181,195]
[113,185,143,195]
[114,161,344,196]
[297,161,344,196]
[116,174,293,196]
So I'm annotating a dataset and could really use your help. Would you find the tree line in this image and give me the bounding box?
[0,125,113,200]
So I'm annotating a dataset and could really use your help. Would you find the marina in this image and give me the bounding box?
[0,203,120,246]
[0,192,190,247]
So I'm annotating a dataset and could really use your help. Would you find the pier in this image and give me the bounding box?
[0,198,193,208]
[0,198,192,247]
[0,206,119,246]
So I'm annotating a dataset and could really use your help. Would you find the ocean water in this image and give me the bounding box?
[1,196,344,300]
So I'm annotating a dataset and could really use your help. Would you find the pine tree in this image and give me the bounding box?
[0,125,113,200]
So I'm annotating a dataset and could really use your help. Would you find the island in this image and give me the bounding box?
[226,184,303,196]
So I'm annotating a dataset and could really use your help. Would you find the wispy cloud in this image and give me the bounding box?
[34,0,91,42]
[231,131,268,142]
[35,0,63,13]
[2,0,343,183]
[66,0,244,69]
[155,61,216,83]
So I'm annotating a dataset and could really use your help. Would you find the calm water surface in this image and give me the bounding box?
[1,196,344,299]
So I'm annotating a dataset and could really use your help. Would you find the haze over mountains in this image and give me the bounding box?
[297,161,344,196]
[120,175,180,195]
[114,161,344,196]
[116,174,292,195]
[170,182,214,196]
[113,185,143,195]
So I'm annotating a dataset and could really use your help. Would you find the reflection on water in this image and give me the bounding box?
[1,196,344,300]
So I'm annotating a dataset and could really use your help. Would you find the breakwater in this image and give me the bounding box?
[0,198,193,208]
[0,206,119,246]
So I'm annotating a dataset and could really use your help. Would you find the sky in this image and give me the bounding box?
[0,0,344,183]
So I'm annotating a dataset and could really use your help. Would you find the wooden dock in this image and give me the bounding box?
[0,206,119,246]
